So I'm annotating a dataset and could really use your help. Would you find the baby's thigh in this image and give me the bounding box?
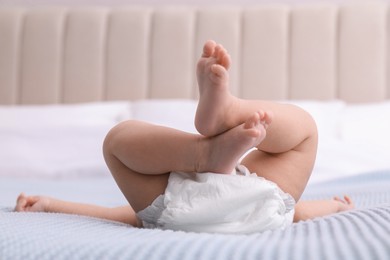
[109,156,170,212]
[241,148,315,202]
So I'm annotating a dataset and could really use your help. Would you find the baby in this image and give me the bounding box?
[15,40,354,233]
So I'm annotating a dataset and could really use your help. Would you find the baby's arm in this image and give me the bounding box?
[294,195,354,222]
[15,193,140,227]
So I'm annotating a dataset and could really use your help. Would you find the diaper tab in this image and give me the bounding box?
[235,164,251,176]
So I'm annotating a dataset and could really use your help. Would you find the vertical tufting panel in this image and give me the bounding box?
[62,8,108,103]
[106,8,152,100]
[290,5,337,100]
[338,3,387,103]
[20,8,66,104]
[241,5,289,100]
[0,8,23,105]
[388,6,390,100]
[1,5,390,104]
[195,8,242,97]
[149,7,195,99]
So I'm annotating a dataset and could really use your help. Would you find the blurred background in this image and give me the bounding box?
[1,0,389,5]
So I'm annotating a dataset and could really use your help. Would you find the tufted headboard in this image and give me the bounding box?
[0,3,389,104]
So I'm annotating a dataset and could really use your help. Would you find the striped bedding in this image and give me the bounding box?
[1,171,389,260]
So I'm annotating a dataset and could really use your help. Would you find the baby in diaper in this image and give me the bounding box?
[138,166,295,234]
[15,40,354,233]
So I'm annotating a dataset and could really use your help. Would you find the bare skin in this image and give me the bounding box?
[15,192,140,226]
[14,40,354,228]
[15,193,354,225]
[293,196,355,222]
[102,112,269,212]
[195,40,318,202]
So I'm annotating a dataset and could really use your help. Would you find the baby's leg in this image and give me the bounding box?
[195,40,318,201]
[241,103,318,202]
[103,114,266,212]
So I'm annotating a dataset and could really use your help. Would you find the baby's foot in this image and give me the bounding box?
[198,112,269,174]
[195,40,240,137]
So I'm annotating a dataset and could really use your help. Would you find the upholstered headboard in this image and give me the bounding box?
[0,3,389,104]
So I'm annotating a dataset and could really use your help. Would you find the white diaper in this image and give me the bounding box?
[137,165,295,234]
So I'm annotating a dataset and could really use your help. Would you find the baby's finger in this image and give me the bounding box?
[344,195,353,204]
[333,196,343,203]
[16,192,26,203]
[15,195,27,211]
[27,196,38,204]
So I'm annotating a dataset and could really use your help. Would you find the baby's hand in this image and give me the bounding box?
[15,193,51,212]
[333,195,355,212]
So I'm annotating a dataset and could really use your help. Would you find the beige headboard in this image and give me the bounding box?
[0,3,389,104]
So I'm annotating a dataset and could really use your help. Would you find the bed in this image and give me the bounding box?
[1,3,390,259]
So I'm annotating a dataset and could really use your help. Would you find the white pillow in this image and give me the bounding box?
[132,99,347,139]
[132,99,198,134]
[310,101,390,184]
[339,101,390,146]
[0,101,132,178]
[0,125,112,178]
[0,101,132,127]
[284,100,346,140]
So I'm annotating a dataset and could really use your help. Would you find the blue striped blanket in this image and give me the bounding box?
[1,171,389,260]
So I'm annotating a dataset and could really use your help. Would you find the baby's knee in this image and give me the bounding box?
[306,112,318,150]
[296,106,318,145]
[103,120,141,157]
[306,111,318,137]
